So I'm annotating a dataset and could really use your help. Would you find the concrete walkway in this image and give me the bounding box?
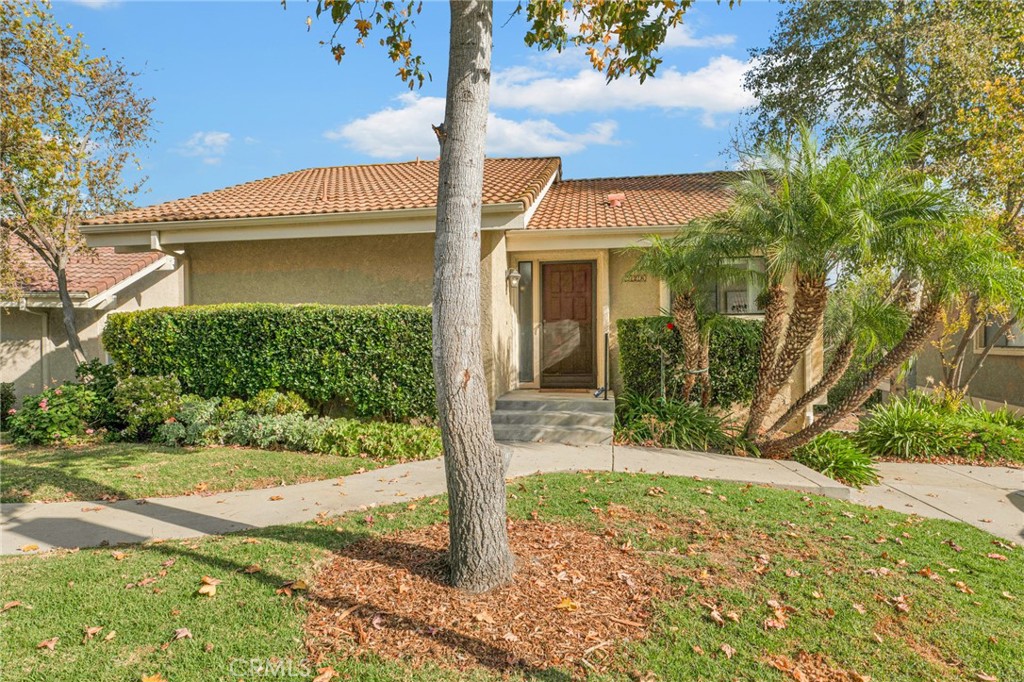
[853,462,1023,543]
[1,444,1020,553]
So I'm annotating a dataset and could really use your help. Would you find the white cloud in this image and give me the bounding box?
[490,55,755,119]
[662,24,736,48]
[66,0,120,9]
[175,131,232,165]
[326,93,619,159]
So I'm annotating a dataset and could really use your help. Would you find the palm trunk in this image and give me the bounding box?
[433,0,513,594]
[763,336,856,438]
[747,278,827,437]
[698,331,712,407]
[762,298,943,457]
[673,293,702,402]
[744,284,787,438]
[55,266,86,365]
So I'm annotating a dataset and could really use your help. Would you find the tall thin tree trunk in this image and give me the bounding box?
[55,265,86,366]
[673,293,702,401]
[744,284,787,438]
[762,298,943,456]
[433,0,513,594]
[763,336,856,438]
[944,295,980,388]
[698,331,712,407]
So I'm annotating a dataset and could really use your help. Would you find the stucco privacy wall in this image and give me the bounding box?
[0,264,183,402]
[187,234,436,306]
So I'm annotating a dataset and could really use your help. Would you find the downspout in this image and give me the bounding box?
[151,230,190,304]
[18,299,50,390]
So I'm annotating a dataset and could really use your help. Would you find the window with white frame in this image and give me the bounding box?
[701,257,767,315]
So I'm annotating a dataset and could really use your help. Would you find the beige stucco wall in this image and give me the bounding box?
[608,249,663,393]
[917,329,1024,411]
[0,261,183,403]
[187,234,435,306]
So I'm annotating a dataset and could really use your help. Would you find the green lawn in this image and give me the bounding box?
[0,443,398,503]
[0,473,1020,681]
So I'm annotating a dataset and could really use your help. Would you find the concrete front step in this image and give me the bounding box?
[494,397,616,414]
[492,423,612,445]
[491,409,612,427]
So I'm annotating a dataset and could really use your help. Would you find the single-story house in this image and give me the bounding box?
[916,321,1024,413]
[1,238,183,399]
[71,156,820,424]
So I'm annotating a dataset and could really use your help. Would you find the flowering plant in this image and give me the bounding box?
[8,384,98,444]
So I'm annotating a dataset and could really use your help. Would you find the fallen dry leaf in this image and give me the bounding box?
[19,544,39,553]
[720,642,736,659]
[111,551,126,561]
[1000,591,1016,601]
[37,636,59,650]
[241,564,261,574]
[473,611,496,624]
[955,581,975,595]
[312,667,338,682]
[708,609,726,627]
[104,630,117,642]
[555,597,580,611]
[172,627,192,641]
[1,601,29,612]
[82,626,103,643]
[503,631,519,642]
[141,675,167,682]
[852,603,867,615]
[197,575,221,597]
[987,553,1008,562]
[975,674,998,681]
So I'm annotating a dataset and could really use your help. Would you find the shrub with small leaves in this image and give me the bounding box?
[0,382,15,429]
[113,375,182,441]
[76,359,122,430]
[792,432,879,488]
[245,389,311,417]
[8,384,98,444]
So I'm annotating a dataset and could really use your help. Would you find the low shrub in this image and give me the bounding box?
[103,303,435,420]
[155,393,441,462]
[617,315,761,407]
[0,382,14,429]
[76,359,122,430]
[7,384,98,444]
[857,393,1024,462]
[615,391,742,452]
[114,375,182,441]
[792,432,879,488]
[245,389,311,417]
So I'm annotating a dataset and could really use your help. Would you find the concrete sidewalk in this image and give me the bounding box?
[0,444,848,555]
[853,462,1023,543]
[2,445,1020,553]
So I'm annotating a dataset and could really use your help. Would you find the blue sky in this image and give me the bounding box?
[52,0,781,206]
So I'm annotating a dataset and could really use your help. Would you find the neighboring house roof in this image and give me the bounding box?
[9,237,164,299]
[84,157,562,227]
[527,171,735,230]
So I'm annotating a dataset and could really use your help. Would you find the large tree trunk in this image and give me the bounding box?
[55,265,87,366]
[761,298,943,456]
[672,293,702,401]
[762,336,856,438]
[743,284,791,438]
[433,0,513,594]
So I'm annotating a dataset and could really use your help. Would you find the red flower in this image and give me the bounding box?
[666,322,675,330]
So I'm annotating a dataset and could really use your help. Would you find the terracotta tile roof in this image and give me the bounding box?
[10,236,164,298]
[527,171,736,230]
[85,157,561,227]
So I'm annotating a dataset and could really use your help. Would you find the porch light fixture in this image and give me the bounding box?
[506,268,522,288]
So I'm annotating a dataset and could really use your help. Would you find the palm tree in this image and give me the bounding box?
[626,232,757,406]
[702,125,955,440]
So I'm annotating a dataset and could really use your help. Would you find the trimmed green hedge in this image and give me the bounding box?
[103,304,435,420]
[617,315,761,407]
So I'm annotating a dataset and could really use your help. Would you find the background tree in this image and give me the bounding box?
[743,0,1024,393]
[306,0,723,593]
[0,0,153,364]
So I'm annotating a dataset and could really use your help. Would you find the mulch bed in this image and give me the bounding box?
[304,520,668,676]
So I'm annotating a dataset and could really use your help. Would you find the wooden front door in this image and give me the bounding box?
[541,261,596,388]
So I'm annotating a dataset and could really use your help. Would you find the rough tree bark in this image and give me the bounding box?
[762,336,856,438]
[432,0,514,594]
[672,293,702,402]
[762,298,943,456]
[744,284,789,438]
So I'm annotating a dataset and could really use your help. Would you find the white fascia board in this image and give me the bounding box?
[506,225,681,252]
[82,203,525,248]
[521,171,558,228]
